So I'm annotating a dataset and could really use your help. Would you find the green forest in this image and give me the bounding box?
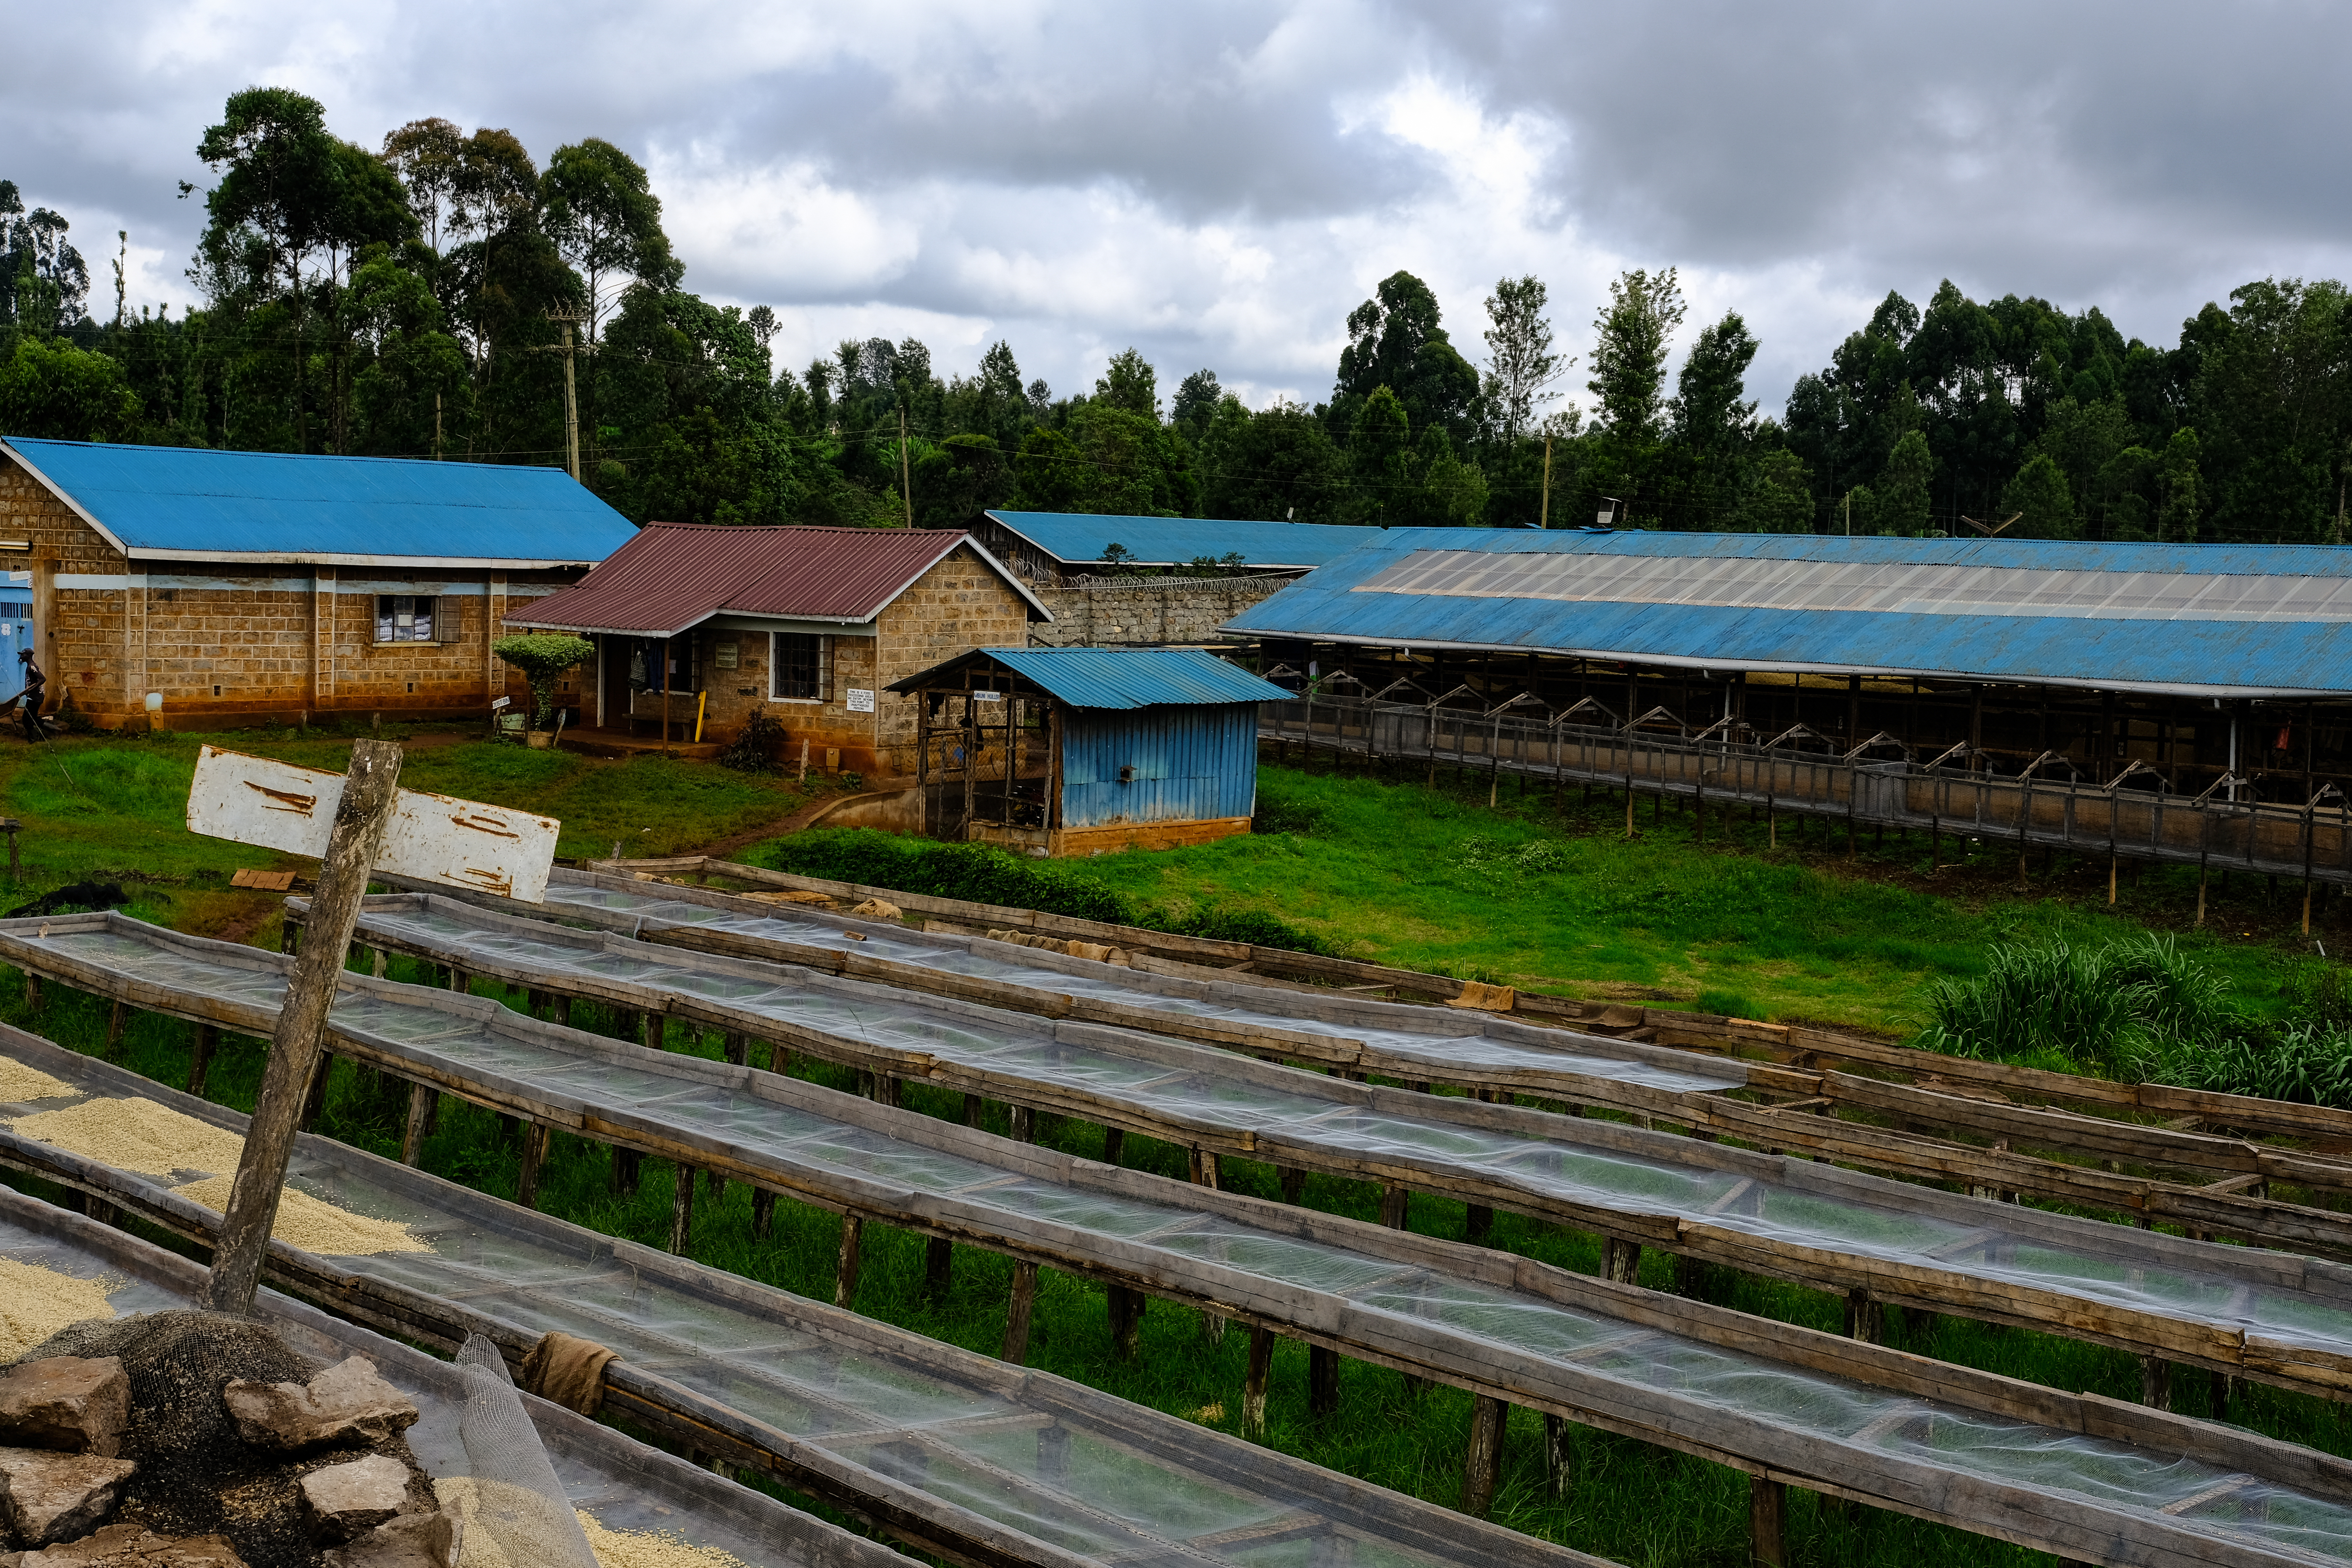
[5,86,2351,545]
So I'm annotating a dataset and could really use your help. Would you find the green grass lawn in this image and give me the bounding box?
[7,735,2352,1566]
[1058,762,2334,1040]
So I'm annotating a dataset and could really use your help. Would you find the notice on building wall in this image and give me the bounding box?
[714,639,738,669]
[845,688,876,713]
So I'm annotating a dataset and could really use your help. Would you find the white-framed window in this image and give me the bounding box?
[771,632,830,702]
[376,594,439,643]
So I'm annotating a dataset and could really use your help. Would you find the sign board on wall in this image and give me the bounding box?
[187,746,560,903]
[846,688,876,713]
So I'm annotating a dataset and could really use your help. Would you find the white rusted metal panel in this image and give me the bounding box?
[186,745,559,903]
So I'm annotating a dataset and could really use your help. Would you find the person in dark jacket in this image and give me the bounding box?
[17,650,46,742]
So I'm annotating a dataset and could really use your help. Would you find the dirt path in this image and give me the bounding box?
[693,776,916,862]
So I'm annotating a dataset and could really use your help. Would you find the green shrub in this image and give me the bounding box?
[492,634,596,728]
[1695,987,1761,1021]
[718,710,783,775]
[1919,933,2238,1074]
[2156,1022,2352,1108]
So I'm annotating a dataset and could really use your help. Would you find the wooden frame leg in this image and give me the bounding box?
[1002,1261,1039,1364]
[1603,1237,1640,1284]
[1102,1127,1126,1165]
[724,1032,748,1068]
[833,1214,863,1308]
[2142,1356,2172,1411]
[1380,1185,1410,1230]
[1108,1284,1146,1359]
[751,1189,776,1240]
[1466,1205,1493,1245]
[188,1024,219,1099]
[517,1123,549,1210]
[299,1052,334,1131]
[1008,1105,1035,1143]
[1243,1326,1276,1440]
[1309,1345,1340,1419]
[402,1083,433,1166]
[1461,1395,1506,1517]
[924,1236,953,1303]
[1749,1476,1786,1567]
[1543,1413,1573,1498]
[668,1161,695,1254]
[612,1146,641,1196]
[1280,1166,1307,1205]
[105,1000,127,1055]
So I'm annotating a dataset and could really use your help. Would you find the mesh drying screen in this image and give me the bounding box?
[445,1334,602,1568]
[12,926,2352,1567]
[337,902,2352,1358]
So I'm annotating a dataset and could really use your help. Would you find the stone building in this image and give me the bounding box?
[0,437,633,729]
[510,522,1049,776]
[944,511,1383,648]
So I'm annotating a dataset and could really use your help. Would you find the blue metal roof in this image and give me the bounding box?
[3,438,637,566]
[889,646,1288,709]
[984,511,1386,570]
[1223,528,2352,698]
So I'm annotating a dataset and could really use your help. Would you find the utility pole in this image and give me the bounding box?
[547,306,585,481]
[1540,436,1553,528]
[900,406,915,527]
[433,393,443,461]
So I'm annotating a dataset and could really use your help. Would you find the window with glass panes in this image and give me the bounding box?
[770,633,829,700]
[376,595,438,643]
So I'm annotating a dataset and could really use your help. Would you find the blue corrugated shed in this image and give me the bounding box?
[4,437,636,566]
[890,646,1287,708]
[1224,528,2352,698]
[1060,705,1259,828]
[985,511,1385,570]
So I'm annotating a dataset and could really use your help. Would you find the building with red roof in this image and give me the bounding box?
[510,522,1050,775]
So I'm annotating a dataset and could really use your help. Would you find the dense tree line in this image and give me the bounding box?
[6,86,2352,545]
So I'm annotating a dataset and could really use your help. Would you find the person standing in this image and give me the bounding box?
[17,650,47,742]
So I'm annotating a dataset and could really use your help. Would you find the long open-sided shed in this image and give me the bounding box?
[889,646,1286,854]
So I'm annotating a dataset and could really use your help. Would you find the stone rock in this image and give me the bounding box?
[0,1447,137,1547]
[18,1525,245,1568]
[0,1360,130,1459]
[323,1513,455,1568]
[848,898,901,920]
[298,1455,410,1544]
[221,1358,416,1452]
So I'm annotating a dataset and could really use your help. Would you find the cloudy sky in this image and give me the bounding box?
[12,0,2352,419]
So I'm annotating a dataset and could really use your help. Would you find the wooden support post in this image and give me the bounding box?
[1461,1395,1506,1518]
[724,1032,748,1068]
[2141,1356,2172,1412]
[517,1122,549,1210]
[207,739,403,1316]
[1002,1261,1039,1364]
[1280,1166,1307,1204]
[1309,1345,1339,1419]
[1603,1236,1640,1284]
[2197,860,2210,927]
[1844,1288,1883,1344]
[401,1083,433,1167]
[647,1011,666,1052]
[924,1236,954,1303]
[1101,1127,1126,1165]
[1543,1413,1573,1498]
[105,1000,127,1055]
[1466,1205,1493,1245]
[1380,1185,1409,1231]
[299,1052,334,1131]
[751,1188,776,1240]
[2215,1372,2242,1424]
[1008,1104,1036,1143]
[553,995,570,1029]
[188,1024,219,1098]
[833,1213,863,1307]
[23,972,40,1013]
[611,1147,641,1196]
[1749,1477,1787,1567]
[705,1163,725,1201]
[669,1162,695,1254]
[962,1093,982,1127]
[2109,854,2119,906]
[1108,1284,1146,1358]
[1243,1325,1276,1440]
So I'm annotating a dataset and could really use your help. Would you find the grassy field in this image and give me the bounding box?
[1055,761,2335,1041]
[5,731,2352,1566]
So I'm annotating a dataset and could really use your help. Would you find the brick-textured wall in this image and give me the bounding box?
[875,545,1037,775]
[1030,577,1291,648]
[1,450,581,728]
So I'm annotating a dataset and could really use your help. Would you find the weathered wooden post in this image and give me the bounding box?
[204,739,404,1314]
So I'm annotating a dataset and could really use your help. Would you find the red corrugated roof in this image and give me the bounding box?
[508,523,1043,636]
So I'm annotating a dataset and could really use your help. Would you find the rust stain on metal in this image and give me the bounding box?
[242,781,318,815]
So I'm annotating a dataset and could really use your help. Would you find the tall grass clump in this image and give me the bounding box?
[1919,934,2238,1074]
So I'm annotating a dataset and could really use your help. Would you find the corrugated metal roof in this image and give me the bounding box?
[985,511,1386,569]
[507,522,1051,637]
[1223,528,2352,698]
[888,646,1288,709]
[2,437,636,566]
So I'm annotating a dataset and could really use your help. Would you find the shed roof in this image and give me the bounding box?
[984,511,1385,570]
[507,521,1050,637]
[888,646,1288,709]
[1224,528,2352,699]
[2,437,636,567]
